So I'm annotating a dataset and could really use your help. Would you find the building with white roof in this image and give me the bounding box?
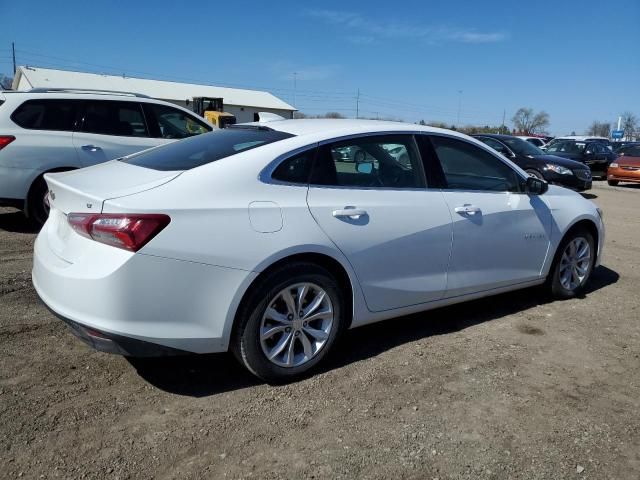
[11,66,296,123]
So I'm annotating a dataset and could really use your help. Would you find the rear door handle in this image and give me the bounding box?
[81,145,102,152]
[332,208,367,219]
[454,205,481,215]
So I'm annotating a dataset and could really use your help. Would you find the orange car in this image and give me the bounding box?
[608,145,640,186]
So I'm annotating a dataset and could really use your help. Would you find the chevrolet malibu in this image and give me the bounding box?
[33,120,605,382]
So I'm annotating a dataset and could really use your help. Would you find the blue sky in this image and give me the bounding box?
[1,0,638,134]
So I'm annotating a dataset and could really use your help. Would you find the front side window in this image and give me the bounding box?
[311,135,426,189]
[11,99,80,131]
[431,135,521,192]
[143,103,211,139]
[81,101,148,137]
[477,137,510,155]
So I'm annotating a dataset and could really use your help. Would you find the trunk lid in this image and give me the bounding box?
[44,160,181,263]
[45,160,181,215]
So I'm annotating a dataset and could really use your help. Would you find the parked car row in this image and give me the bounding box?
[473,134,592,191]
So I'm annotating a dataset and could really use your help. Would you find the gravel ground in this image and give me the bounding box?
[1,182,639,480]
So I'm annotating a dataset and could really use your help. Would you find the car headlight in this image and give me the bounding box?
[545,164,573,175]
[609,162,618,168]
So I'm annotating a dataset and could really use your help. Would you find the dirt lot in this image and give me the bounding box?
[1,183,639,480]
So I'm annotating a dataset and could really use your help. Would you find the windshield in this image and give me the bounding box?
[122,127,294,171]
[545,140,586,154]
[620,146,640,157]
[499,136,545,156]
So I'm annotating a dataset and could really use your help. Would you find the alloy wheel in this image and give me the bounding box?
[259,282,334,368]
[558,237,591,291]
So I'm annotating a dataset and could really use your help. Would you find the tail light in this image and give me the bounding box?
[0,136,15,150]
[67,213,170,252]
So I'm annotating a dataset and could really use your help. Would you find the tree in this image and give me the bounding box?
[511,107,550,134]
[621,111,638,140]
[587,121,611,137]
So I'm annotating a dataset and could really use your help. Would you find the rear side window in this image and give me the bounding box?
[142,103,211,139]
[272,149,316,184]
[11,99,80,131]
[122,127,295,171]
[81,101,148,137]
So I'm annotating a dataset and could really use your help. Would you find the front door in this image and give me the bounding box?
[306,134,453,312]
[427,134,551,297]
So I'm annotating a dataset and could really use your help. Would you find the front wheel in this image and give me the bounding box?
[547,229,595,299]
[232,263,345,382]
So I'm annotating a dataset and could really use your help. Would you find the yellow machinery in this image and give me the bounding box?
[192,97,236,128]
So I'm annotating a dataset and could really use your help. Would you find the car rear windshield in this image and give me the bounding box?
[121,127,295,171]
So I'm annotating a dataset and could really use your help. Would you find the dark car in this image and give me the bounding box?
[542,139,616,177]
[473,134,592,191]
[613,141,640,153]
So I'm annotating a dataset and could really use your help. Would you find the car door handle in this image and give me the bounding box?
[81,145,102,152]
[332,208,367,219]
[454,205,481,215]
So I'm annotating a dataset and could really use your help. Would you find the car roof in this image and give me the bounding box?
[555,135,609,141]
[249,118,470,140]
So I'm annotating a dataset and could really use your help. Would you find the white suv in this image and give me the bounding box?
[0,89,212,225]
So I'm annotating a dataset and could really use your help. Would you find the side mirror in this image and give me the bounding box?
[356,162,374,174]
[526,176,548,195]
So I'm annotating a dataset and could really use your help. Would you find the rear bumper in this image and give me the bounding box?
[0,165,38,201]
[41,300,189,356]
[32,222,257,355]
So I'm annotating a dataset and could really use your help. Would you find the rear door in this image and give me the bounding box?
[306,134,452,312]
[72,100,167,166]
[425,134,551,297]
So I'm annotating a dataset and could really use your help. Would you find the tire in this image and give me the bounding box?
[547,228,595,299]
[26,176,50,227]
[608,180,619,186]
[525,169,545,180]
[232,262,345,383]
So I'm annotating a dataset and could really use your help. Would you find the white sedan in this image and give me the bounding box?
[32,120,604,382]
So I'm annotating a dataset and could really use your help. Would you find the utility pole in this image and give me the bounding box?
[12,42,16,75]
[292,72,297,108]
[356,88,360,119]
[501,109,506,133]
[456,90,463,127]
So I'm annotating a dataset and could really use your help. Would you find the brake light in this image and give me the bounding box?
[0,136,15,150]
[67,213,170,252]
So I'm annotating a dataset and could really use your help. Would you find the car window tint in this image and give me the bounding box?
[431,135,521,192]
[478,137,508,153]
[82,101,148,137]
[122,127,294,171]
[11,99,80,131]
[144,103,211,139]
[311,135,426,189]
[272,149,316,184]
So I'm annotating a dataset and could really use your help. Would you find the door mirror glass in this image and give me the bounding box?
[356,161,374,174]
[526,176,548,195]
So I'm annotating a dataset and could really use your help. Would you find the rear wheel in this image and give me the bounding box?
[547,228,595,299]
[26,176,50,227]
[607,180,619,186]
[232,262,345,382]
